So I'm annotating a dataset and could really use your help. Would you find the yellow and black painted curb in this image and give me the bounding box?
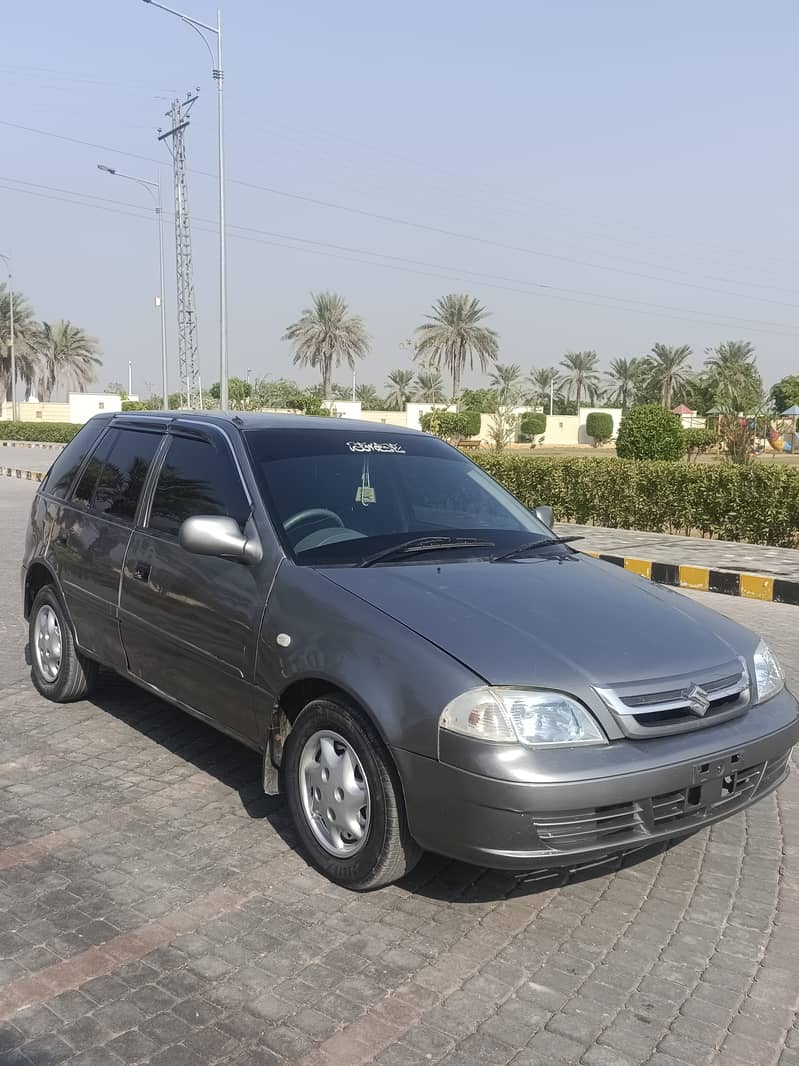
[582,550,799,606]
[1,467,45,482]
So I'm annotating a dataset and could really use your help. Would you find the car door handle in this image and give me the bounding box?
[132,563,151,582]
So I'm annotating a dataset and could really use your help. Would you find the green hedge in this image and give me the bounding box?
[0,421,80,443]
[472,454,799,547]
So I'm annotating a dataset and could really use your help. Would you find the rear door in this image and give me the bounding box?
[118,425,267,744]
[50,423,165,671]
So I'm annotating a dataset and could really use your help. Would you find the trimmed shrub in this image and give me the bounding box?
[121,400,149,412]
[419,410,471,440]
[461,410,481,437]
[519,413,546,440]
[0,421,80,443]
[585,411,614,446]
[616,404,686,460]
[683,427,719,463]
[471,453,799,547]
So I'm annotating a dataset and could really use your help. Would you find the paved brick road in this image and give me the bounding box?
[1,480,797,1066]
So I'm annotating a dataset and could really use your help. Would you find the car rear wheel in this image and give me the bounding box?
[283,695,422,890]
[29,586,98,702]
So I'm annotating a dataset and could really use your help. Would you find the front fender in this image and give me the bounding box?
[254,563,481,758]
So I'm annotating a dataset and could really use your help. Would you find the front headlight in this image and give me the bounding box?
[439,687,607,748]
[753,640,784,703]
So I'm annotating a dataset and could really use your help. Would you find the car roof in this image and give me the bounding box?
[107,410,424,437]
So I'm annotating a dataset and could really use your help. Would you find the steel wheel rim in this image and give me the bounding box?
[33,605,62,683]
[298,730,371,857]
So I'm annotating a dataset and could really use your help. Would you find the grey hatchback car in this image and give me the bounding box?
[22,412,799,889]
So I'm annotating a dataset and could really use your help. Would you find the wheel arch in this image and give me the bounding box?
[275,676,409,805]
[24,560,63,620]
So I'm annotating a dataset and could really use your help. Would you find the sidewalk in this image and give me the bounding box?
[560,523,799,605]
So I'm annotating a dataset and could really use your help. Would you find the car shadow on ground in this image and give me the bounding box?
[86,672,682,905]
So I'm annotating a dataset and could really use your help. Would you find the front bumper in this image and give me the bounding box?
[394,689,799,869]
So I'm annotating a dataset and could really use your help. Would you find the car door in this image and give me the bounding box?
[118,425,268,744]
[50,423,165,672]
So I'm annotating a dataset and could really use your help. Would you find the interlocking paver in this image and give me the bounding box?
[1,477,798,1065]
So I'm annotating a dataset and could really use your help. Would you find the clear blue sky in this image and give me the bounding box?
[3,0,798,397]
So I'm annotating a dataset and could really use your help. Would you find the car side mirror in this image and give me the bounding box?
[178,515,263,564]
[534,505,554,529]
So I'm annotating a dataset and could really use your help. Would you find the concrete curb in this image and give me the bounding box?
[1,468,45,483]
[583,550,799,605]
[0,440,64,451]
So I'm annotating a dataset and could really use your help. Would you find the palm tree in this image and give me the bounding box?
[604,357,641,412]
[36,321,101,400]
[526,367,560,408]
[414,294,498,401]
[488,363,523,404]
[559,351,601,410]
[283,292,369,400]
[355,383,382,409]
[414,368,445,403]
[644,343,693,409]
[384,368,416,410]
[705,340,761,412]
[0,283,39,402]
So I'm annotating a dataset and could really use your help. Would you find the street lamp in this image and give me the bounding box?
[0,254,17,421]
[97,165,169,409]
[141,0,228,412]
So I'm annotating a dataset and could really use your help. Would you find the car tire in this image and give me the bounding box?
[283,695,422,890]
[29,586,98,703]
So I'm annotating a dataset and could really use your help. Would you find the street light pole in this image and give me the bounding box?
[0,255,17,421]
[141,0,228,412]
[97,165,169,409]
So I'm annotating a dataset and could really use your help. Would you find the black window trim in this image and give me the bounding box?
[139,420,253,539]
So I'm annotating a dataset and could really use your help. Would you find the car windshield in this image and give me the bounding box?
[244,427,554,566]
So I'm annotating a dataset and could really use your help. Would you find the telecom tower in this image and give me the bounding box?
[159,93,202,409]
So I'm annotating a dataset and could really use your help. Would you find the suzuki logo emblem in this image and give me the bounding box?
[683,684,711,717]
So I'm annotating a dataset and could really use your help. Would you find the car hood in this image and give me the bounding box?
[319,553,755,688]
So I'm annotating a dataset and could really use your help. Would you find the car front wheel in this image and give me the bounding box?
[283,695,422,890]
[29,586,98,702]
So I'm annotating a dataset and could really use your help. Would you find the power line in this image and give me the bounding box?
[3,118,799,310]
[3,175,798,337]
[259,120,799,276]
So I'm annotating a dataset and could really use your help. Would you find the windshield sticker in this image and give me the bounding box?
[346,441,406,454]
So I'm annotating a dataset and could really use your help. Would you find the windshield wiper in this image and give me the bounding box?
[359,536,495,568]
[491,535,584,562]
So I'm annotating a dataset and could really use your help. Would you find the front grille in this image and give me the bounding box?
[595,660,750,738]
[531,751,789,853]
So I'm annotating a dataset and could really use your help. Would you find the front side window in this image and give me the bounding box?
[92,429,162,522]
[148,434,250,537]
[245,428,550,566]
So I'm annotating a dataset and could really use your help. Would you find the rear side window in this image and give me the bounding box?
[41,419,109,498]
[148,434,250,537]
[72,429,118,508]
[93,430,162,522]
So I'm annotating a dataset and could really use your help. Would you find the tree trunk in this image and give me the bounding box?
[322,357,332,400]
[576,385,582,411]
